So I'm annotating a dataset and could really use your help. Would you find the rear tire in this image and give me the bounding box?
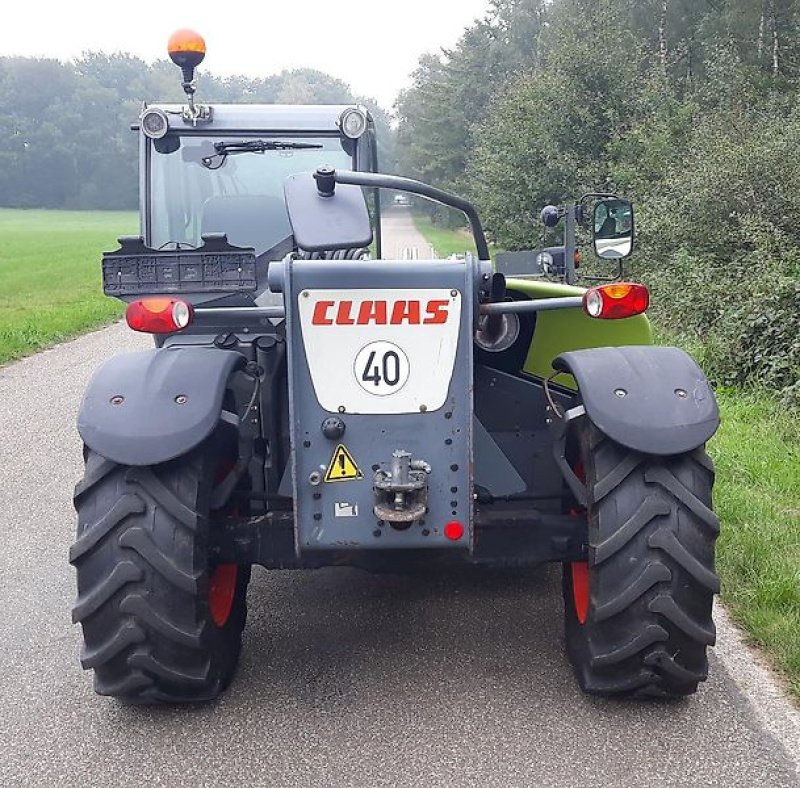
[70,445,250,704]
[563,421,719,697]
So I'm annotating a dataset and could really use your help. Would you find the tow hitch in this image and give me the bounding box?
[373,450,431,528]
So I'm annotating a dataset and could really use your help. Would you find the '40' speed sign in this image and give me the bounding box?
[298,289,462,414]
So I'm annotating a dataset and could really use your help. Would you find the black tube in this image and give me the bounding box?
[480,297,583,314]
[333,170,491,261]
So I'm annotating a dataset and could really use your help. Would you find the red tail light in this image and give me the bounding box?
[125,298,193,334]
[582,283,649,320]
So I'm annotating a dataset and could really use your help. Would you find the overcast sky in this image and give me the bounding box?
[0,0,492,108]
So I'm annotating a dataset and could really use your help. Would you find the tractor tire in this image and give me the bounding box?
[70,445,250,704]
[563,420,719,698]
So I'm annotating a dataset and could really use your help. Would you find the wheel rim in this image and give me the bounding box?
[571,561,590,624]
[568,456,589,625]
[209,564,238,627]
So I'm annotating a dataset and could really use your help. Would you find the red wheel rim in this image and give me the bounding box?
[568,455,589,624]
[571,561,590,624]
[209,564,238,627]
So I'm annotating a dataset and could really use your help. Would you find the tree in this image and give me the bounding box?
[0,54,391,209]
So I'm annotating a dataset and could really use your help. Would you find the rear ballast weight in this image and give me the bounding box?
[71,33,721,705]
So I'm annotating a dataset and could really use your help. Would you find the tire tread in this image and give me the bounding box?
[71,446,248,704]
[564,421,719,698]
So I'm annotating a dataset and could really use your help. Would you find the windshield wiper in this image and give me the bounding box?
[201,139,324,169]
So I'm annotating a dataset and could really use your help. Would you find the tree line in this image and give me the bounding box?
[396,0,800,401]
[0,53,391,210]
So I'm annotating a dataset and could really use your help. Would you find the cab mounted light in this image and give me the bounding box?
[168,28,206,82]
[338,107,368,139]
[140,107,169,139]
[582,283,649,320]
[125,298,194,334]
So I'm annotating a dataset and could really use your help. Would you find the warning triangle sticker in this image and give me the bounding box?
[324,444,364,483]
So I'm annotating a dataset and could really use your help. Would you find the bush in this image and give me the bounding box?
[637,101,800,401]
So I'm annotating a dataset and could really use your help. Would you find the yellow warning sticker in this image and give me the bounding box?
[324,444,364,483]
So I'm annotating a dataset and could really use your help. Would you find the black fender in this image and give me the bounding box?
[554,346,719,456]
[78,347,246,466]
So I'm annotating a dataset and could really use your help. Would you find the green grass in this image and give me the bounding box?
[0,209,137,364]
[412,213,480,258]
[418,216,800,700]
[709,390,800,699]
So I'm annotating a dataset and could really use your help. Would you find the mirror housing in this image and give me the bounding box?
[593,199,634,260]
[284,170,373,252]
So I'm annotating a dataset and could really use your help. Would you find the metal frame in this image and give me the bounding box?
[95,165,674,571]
[210,507,588,570]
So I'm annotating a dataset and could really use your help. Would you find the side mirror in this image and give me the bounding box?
[593,199,634,260]
[284,169,373,252]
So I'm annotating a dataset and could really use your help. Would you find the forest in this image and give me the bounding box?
[0,53,390,210]
[396,0,800,401]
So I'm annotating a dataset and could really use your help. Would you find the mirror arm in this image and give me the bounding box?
[334,170,491,261]
[579,259,626,284]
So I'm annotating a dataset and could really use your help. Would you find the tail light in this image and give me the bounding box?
[582,283,649,320]
[125,298,193,334]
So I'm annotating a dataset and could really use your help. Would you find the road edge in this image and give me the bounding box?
[715,602,799,777]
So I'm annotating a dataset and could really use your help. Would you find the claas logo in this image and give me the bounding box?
[312,300,451,326]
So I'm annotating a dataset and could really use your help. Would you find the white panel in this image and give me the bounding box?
[297,289,462,414]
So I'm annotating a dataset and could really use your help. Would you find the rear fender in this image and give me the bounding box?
[554,346,720,456]
[78,347,246,466]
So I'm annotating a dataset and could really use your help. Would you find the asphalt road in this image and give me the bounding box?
[380,206,437,259]
[1,214,797,787]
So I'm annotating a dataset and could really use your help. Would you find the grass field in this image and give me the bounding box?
[415,215,800,700]
[0,209,137,365]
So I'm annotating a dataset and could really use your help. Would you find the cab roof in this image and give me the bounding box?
[146,104,364,135]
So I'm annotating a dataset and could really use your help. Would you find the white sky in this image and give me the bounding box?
[0,0,491,108]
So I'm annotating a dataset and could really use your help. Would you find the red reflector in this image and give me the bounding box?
[582,282,649,320]
[125,298,193,334]
[444,520,464,541]
[209,564,238,628]
[571,561,590,624]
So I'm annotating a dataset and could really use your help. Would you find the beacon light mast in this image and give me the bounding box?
[167,28,211,124]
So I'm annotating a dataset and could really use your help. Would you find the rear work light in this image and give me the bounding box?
[125,298,193,334]
[582,283,649,320]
